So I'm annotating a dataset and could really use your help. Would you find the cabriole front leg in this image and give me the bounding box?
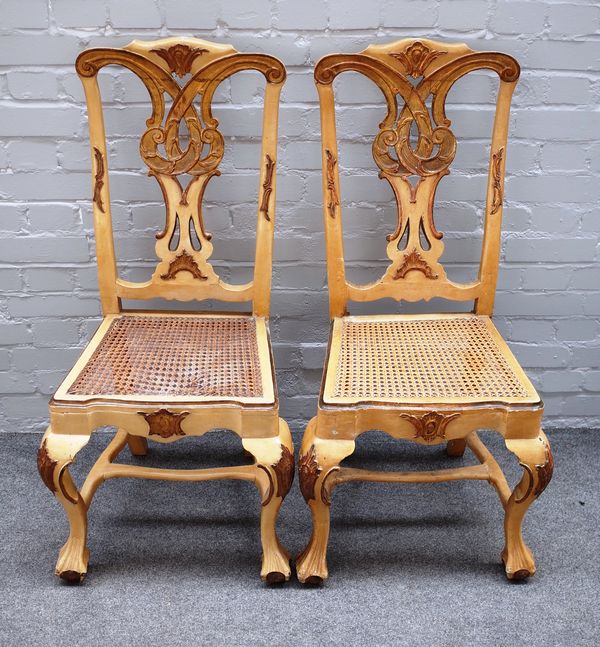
[296,417,355,585]
[502,431,553,580]
[243,418,294,584]
[37,427,91,583]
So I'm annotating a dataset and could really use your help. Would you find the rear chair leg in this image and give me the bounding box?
[502,431,553,580]
[243,418,294,584]
[446,438,467,457]
[37,427,91,583]
[126,434,148,456]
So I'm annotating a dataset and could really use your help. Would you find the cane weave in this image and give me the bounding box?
[67,315,264,399]
[324,315,538,405]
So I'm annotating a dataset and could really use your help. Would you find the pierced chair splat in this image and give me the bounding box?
[296,39,552,585]
[37,37,293,584]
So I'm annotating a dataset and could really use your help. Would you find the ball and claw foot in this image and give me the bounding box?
[251,418,294,585]
[264,570,288,585]
[296,545,328,586]
[261,553,292,585]
[261,541,292,585]
[501,432,552,582]
[38,428,92,585]
[296,515,330,585]
[55,538,90,584]
[501,545,536,581]
[296,419,354,586]
[295,500,331,586]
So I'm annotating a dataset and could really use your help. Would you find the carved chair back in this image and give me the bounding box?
[77,37,285,317]
[314,39,520,318]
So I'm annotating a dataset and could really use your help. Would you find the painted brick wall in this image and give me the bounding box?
[0,0,599,434]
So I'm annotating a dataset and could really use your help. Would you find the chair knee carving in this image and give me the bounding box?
[38,37,292,584]
[296,38,553,584]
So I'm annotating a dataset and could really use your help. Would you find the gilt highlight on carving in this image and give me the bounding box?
[160,249,208,281]
[400,412,460,442]
[394,248,438,280]
[139,409,189,438]
[299,445,321,502]
[92,147,105,213]
[151,43,209,77]
[259,154,276,221]
[490,147,504,215]
[37,439,58,494]
[272,445,294,497]
[325,149,339,219]
[389,41,448,78]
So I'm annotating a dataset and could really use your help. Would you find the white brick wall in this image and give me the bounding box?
[0,0,599,433]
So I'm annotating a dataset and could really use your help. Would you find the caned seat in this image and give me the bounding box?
[322,315,538,406]
[296,39,553,585]
[38,37,293,585]
[54,314,275,405]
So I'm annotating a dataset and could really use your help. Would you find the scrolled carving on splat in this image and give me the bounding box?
[374,44,460,285]
[160,249,208,281]
[394,248,438,280]
[314,39,520,304]
[76,41,286,300]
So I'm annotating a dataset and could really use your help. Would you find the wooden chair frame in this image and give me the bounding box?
[296,39,553,584]
[37,38,293,584]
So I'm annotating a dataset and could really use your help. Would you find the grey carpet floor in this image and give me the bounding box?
[0,429,598,647]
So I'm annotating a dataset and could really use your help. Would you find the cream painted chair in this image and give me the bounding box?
[38,38,293,584]
[296,39,553,584]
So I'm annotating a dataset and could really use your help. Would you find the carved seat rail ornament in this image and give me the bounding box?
[39,38,293,586]
[76,37,285,312]
[297,40,552,586]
